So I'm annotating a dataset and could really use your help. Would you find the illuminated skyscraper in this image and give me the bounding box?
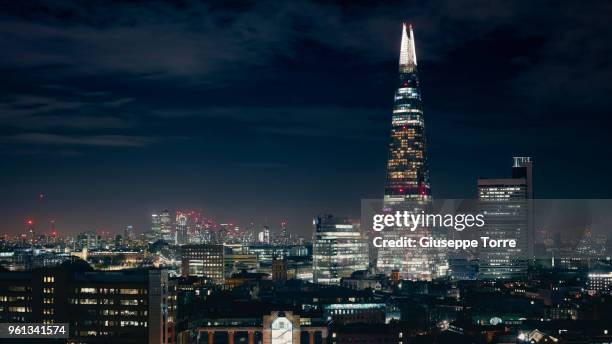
[175,212,188,245]
[149,209,173,243]
[149,213,161,243]
[384,23,430,202]
[159,209,173,242]
[377,24,443,280]
[258,225,271,244]
[26,219,35,245]
[279,221,290,245]
[124,225,135,245]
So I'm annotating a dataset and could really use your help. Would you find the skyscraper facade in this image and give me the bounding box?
[313,215,368,285]
[477,157,534,279]
[181,244,225,284]
[175,212,188,245]
[149,213,161,243]
[159,210,173,243]
[384,23,430,203]
[377,24,443,280]
[149,210,173,243]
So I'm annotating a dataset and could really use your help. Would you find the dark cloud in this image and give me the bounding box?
[4,133,155,147]
[0,0,611,236]
[152,106,386,141]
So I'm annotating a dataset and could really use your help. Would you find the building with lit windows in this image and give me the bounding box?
[150,210,174,243]
[258,225,271,244]
[477,157,534,279]
[181,244,224,284]
[313,215,368,285]
[383,23,430,203]
[323,303,387,325]
[175,212,188,245]
[587,270,612,295]
[377,24,444,280]
[124,225,136,245]
[0,262,168,343]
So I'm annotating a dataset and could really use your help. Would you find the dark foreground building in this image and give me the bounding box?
[0,260,168,343]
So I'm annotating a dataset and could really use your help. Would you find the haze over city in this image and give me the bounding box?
[1,0,611,236]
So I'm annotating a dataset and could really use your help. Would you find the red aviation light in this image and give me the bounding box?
[26,219,33,226]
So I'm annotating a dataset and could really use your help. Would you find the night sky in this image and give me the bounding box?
[1,0,611,237]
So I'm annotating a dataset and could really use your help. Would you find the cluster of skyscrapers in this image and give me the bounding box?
[146,210,294,247]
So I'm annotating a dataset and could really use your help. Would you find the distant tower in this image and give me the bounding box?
[26,219,35,245]
[384,23,431,202]
[258,226,270,244]
[280,221,289,245]
[124,225,135,245]
[150,209,173,243]
[175,212,188,245]
[159,209,173,242]
[50,220,57,243]
[150,213,161,243]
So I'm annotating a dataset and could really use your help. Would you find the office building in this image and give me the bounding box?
[124,225,136,245]
[477,157,534,279]
[258,226,271,244]
[181,244,224,284]
[175,212,188,245]
[313,215,368,285]
[0,262,168,344]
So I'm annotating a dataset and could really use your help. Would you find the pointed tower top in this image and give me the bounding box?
[399,23,417,67]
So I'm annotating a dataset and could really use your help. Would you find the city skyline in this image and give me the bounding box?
[1,3,612,344]
[2,1,612,237]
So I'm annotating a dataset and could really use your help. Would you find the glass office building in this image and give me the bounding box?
[477,157,534,279]
[313,215,368,285]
